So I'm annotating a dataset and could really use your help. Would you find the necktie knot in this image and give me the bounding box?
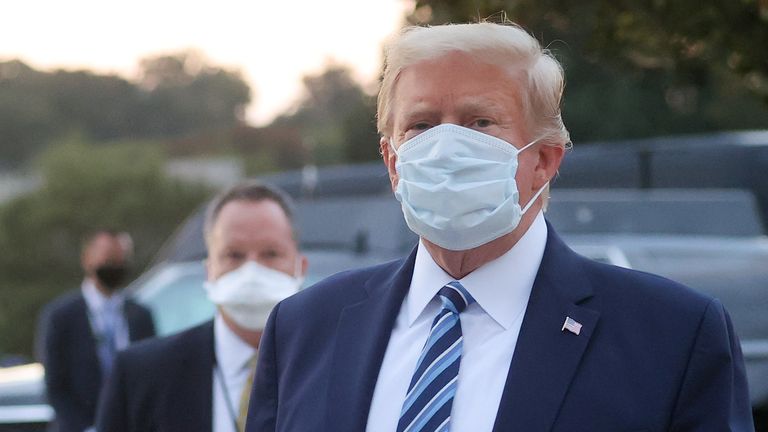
[438,281,475,314]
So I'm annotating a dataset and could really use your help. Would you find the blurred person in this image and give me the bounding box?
[246,21,753,431]
[96,182,307,432]
[36,230,156,432]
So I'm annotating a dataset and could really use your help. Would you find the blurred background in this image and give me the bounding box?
[1,0,768,428]
[0,0,409,361]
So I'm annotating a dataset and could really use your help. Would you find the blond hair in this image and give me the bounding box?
[377,22,570,148]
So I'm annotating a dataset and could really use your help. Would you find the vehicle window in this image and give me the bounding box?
[132,262,214,336]
[547,189,765,237]
[133,249,406,336]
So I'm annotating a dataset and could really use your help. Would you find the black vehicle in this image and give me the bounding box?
[558,129,768,230]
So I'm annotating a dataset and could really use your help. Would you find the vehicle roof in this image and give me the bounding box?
[153,180,765,265]
[578,129,768,150]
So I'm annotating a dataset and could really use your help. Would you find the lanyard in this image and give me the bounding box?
[214,364,243,432]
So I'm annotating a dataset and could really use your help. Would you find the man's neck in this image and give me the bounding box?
[85,277,116,298]
[423,207,540,279]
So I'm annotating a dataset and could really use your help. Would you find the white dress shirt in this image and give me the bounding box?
[366,212,548,432]
[212,313,257,432]
[81,279,129,350]
[82,279,129,432]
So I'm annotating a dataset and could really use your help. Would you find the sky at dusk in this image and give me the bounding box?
[1,0,410,125]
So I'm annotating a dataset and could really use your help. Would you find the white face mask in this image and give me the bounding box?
[394,123,548,251]
[204,260,303,331]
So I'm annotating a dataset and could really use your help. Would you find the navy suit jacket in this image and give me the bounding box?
[95,320,215,432]
[36,291,155,432]
[246,224,753,431]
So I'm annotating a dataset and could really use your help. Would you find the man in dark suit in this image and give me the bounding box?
[36,230,155,432]
[246,21,754,431]
[96,182,307,432]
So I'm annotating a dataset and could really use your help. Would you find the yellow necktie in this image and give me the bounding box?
[237,355,257,431]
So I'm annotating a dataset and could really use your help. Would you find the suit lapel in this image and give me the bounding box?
[123,301,139,341]
[493,225,600,432]
[74,295,103,383]
[325,249,417,432]
[123,300,151,341]
[169,321,215,430]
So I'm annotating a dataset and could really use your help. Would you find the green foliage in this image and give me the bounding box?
[0,61,68,164]
[134,51,252,137]
[407,1,768,142]
[0,139,212,358]
[147,62,383,174]
[230,125,308,175]
[273,65,380,166]
[0,51,250,166]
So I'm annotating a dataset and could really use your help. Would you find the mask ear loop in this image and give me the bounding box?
[293,256,305,288]
[520,181,549,214]
[517,134,550,214]
[517,135,543,153]
[293,256,302,278]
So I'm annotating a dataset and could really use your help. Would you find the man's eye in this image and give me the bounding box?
[263,250,279,259]
[402,122,432,141]
[470,118,493,128]
[226,251,245,261]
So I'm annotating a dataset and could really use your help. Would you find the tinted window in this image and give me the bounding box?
[547,189,765,236]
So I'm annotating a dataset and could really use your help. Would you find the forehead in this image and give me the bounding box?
[85,234,120,253]
[83,233,125,262]
[209,199,294,247]
[391,52,524,120]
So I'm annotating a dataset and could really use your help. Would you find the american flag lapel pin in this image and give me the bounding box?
[561,316,582,336]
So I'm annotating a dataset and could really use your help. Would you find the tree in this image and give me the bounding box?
[134,50,252,137]
[230,125,308,174]
[0,52,252,166]
[273,65,380,165]
[405,1,768,142]
[0,61,71,165]
[0,138,211,358]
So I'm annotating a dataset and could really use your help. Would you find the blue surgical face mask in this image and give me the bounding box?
[393,123,547,251]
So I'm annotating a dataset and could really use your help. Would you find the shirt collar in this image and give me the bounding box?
[407,211,548,330]
[214,313,258,378]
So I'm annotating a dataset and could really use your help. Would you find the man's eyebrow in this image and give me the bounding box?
[395,98,510,126]
[397,104,437,122]
[455,99,505,115]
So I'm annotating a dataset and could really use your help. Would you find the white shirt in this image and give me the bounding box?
[81,279,129,349]
[366,212,548,432]
[212,314,258,432]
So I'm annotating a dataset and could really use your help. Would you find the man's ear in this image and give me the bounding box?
[299,254,308,277]
[534,143,565,189]
[203,258,213,282]
[380,136,398,192]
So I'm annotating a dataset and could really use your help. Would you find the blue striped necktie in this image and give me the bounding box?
[397,281,475,432]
